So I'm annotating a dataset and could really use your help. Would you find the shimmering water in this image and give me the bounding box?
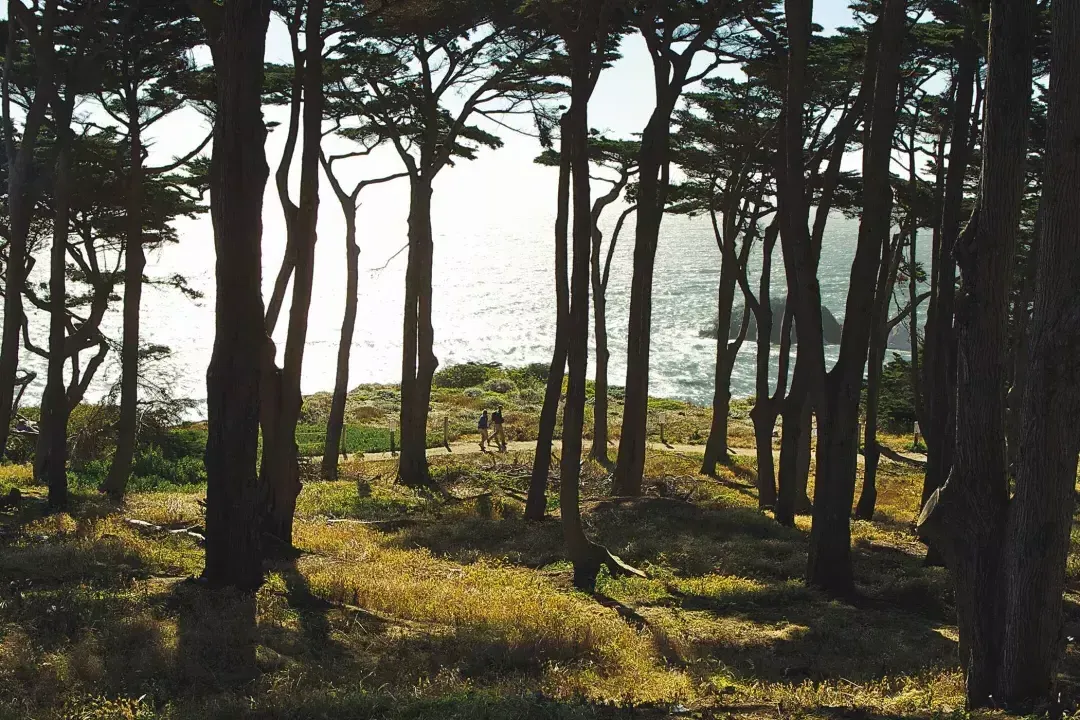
[17,152,930,413]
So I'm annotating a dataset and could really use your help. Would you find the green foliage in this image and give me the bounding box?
[877,354,917,432]
[507,362,549,389]
[433,362,502,389]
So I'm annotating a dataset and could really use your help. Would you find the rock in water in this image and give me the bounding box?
[704,297,844,345]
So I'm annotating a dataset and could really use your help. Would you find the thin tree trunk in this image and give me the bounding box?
[857,232,904,520]
[748,222,784,509]
[588,188,628,466]
[262,0,323,544]
[999,0,1080,700]
[916,0,1035,704]
[321,201,358,480]
[701,208,747,476]
[398,180,437,487]
[922,2,978,510]
[0,0,56,458]
[40,118,73,512]
[808,0,906,596]
[198,0,273,592]
[526,115,571,519]
[102,98,145,499]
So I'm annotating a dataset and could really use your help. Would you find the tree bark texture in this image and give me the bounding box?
[917,0,1035,705]
[808,0,906,595]
[199,0,273,592]
[998,0,1080,700]
[526,115,571,519]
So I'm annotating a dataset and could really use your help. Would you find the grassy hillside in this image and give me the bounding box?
[1,438,1050,719]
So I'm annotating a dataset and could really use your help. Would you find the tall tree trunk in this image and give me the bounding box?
[808,0,906,596]
[198,0,273,592]
[856,232,904,520]
[590,236,611,465]
[398,180,438,487]
[613,112,669,496]
[1005,208,1038,471]
[321,202,358,480]
[998,0,1080,701]
[775,0,828,527]
[0,0,56,458]
[560,27,641,591]
[701,209,747,476]
[748,222,784,509]
[917,0,1035,705]
[526,115,571,519]
[588,189,628,467]
[922,2,978,510]
[776,351,813,526]
[262,0,323,544]
[102,98,145,499]
[39,120,73,512]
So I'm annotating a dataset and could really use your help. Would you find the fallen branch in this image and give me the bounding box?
[123,518,205,545]
[875,444,926,467]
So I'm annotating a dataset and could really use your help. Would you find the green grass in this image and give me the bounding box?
[0,442,997,720]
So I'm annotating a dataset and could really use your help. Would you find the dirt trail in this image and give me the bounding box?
[352,439,927,465]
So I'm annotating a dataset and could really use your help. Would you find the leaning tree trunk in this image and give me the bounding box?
[775,351,814,526]
[321,206,359,480]
[262,0,323,545]
[916,0,1035,705]
[39,125,73,512]
[526,115,571,520]
[199,0,274,592]
[398,179,438,487]
[102,101,145,499]
[808,0,905,596]
[998,0,1080,701]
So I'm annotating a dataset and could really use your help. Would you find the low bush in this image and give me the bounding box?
[433,362,501,389]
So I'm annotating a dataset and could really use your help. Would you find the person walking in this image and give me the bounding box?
[492,406,506,452]
[478,410,490,452]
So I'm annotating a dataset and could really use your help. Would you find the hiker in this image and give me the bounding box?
[478,410,490,452]
[492,406,506,452]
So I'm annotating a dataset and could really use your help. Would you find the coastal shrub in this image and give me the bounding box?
[874,354,917,432]
[433,362,500,389]
[507,362,548,388]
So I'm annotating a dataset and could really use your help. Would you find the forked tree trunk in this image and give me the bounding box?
[102,99,145,499]
[916,0,1035,705]
[398,180,438,487]
[560,28,642,591]
[40,121,73,512]
[321,203,359,480]
[588,190,629,466]
[262,0,323,544]
[198,0,274,592]
[747,222,784,509]
[775,354,813,526]
[526,115,571,519]
[0,1,56,459]
[808,0,906,596]
[998,1,1080,701]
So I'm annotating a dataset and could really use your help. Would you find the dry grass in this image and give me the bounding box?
[0,444,1056,719]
